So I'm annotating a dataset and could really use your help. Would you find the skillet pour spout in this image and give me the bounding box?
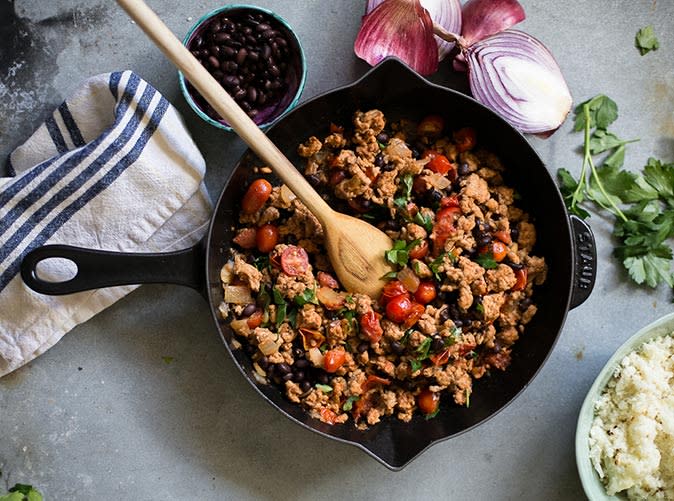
[21,58,596,470]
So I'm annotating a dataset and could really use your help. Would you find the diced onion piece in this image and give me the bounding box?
[220,260,235,284]
[252,372,267,385]
[355,0,439,75]
[253,362,267,377]
[307,347,325,368]
[280,184,297,204]
[398,266,421,293]
[384,137,412,159]
[316,286,346,310]
[218,301,230,320]
[427,172,451,190]
[465,30,572,135]
[230,338,242,350]
[224,285,254,304]
[230,318,252,337]
[460,0,525,46]
[259,337,282,356]
[299,327,326,351]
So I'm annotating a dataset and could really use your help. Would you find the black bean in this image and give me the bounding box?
[390,341,404,355]
[242,26,253,36]
[478,234,492,247]
[223,75,240,88]
[247,87,258,103]
[222,46,236,58]
[193,36,204,49]
[376,132,389,143]
[208,55,220,69]
[261,44,272,59]
[208,21,222,33]
[223,61,237,72]
[256,23,272,32]
[453,319,464,328]
[236,48,248,64]
[317,372,330,385]
[293,370,305,382]
[257,93,267,105]
[292,346,305,359]
[233,88,247,101]
[242,303,257,317]
[300,381,312,393]
[211,70,224,80]
[439,308,451,323]
[519,297,533,311]
[357,342,369,353]
[458,163,470,176]
[209,45,221,57]
[245,343,256,355]
[282,373,294,382]
[374,153,384,167]
[507,261,524,271]
[427,189,443,204]
[257,356,269,370]
[262,29,276,39]
[381,162,395,172]
[379,219,400,231]
[306,174,321,187]
[214,32,230,43]
[431,336,445,353]
[410,148,420,159]
[269,65,280,77]
[277,363,292,375]
[276,37,288,47]
[510,227,520,242]
[240,101,252,112]
[295,358,309,369]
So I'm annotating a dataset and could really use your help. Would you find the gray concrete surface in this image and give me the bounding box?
[1,0,673,499]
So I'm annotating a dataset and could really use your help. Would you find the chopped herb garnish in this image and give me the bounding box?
[258,285,271,309]
[319,344,329,354]
[315,383,333,393]
[275,302,287,327]
[425,406,441,420]
[429,253,448,280]
[345,294,355,304]
[253,254,270,271]
[635,25,659,55]
[272,287,285,305]
[294,287,318,306]
[287,307,298,328]
[474,252,498,269]
[381,270,399,280]
[475,304,485,315]
[416,337,432,359]
[400,328,413,345]
[342,395,360,411]
[410,358,423,372]
[413,211,434,232]
[378,141,386,149]
[3,484,43,501]
[385,239,421,267]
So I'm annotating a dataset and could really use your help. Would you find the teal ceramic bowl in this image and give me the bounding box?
[178,5,307,131]
[575,312,674,500]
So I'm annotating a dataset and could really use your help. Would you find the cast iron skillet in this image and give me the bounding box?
[21,58,596,470]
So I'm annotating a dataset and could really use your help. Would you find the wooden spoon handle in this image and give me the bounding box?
[116,0,331,221]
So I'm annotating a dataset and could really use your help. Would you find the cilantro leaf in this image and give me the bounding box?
[558,168,591,219]
[410,359,422,372]
[1,484,43,501]
[573,95,618,131]
[586,161,636,207]
[294,287,318,307]
[589,130,638,155]
[342,395,360,411]
[413,211,434,232]
[623,254,673,287]
[385,239,421,267]
[635,25,659,55]
[642,158,674,202]
[275,302,287,327]
[416,337,432,359]
[315,383,333,393]
[474,252,498,270]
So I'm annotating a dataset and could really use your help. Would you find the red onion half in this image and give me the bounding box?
[465,30,572,134]
[460,0,525,46]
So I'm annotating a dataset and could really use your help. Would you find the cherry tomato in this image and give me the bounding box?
[242,179,272,214]
[427,153,455,177]
[246,309,264,329]
[417,115,445,137]
[417,388,440,415]
[360,311,384,344]
[353,396,372,420]
[361,374,391,392]
[414,281,436,305]
[385,293,413,323]
[491,240,508,262]
[255,224,279,253]
[329,169,346,185]
[408,239,429,260]
[440,195,460,208]
[233,227,257,249]
[320,407,339,425]
[454,127,477,152]
[512,268,528,291]
[431,206,462,255]
[382,280,407,304]
[281,245,310,276]
[494,230,512,245]
[403,302,425,329]
[430,348,450,366]
[323,349,346,373]
[317,271,339,289]
[458,343,477,357]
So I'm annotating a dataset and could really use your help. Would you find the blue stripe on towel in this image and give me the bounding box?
[45,115,68,154]
[0,81,155,263]
[0,73,141,235]
[58,102,85,147]
[0,95,170,293]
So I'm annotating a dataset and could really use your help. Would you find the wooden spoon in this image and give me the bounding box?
[115,0,393,297]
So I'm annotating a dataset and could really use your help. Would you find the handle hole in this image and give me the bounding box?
[35,257,78,283]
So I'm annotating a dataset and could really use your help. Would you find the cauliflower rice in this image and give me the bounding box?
[589,334,674,499]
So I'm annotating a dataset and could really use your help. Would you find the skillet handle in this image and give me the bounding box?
[20,243,205,297]
[569,215,596,309]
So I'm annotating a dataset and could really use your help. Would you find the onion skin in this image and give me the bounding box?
[465,30,572,135]
[356,0,444,74]
[460,0,526,46]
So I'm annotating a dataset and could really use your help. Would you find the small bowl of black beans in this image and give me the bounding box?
[179,5,307,130]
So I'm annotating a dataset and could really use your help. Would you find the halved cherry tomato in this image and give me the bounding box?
[320,407,339,425]
[491,240,508,262]
[408,239,429,260]
[299,327,325,350]
[417,115,444,137]
[403,302,425,329]
[242,179,272,214]
[281,245,309,276]
[246,309,264,329]
[494,230,512,245]
[454,127,477,152]
[382,280,407,305]
[324,349,346,373]
[440,195,460,208]
[385,293,413,323]
[431,206,462,255]
[427,154,455,178]
[317,271,339,289]
[361,374,391,392]
[512,268,528,291]
[417,389,440,415]
[458,343,477,357]
[255,224,279,253]
[430,348,450,366]
[414,281,436,305]
[233,227,257,249]
[360,311,384,344]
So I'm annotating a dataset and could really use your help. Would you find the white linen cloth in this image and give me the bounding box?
[0,71,212,376]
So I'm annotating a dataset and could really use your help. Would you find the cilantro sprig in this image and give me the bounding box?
[558,94,674,288]
[635,25,659,56]
[385,239,421,267]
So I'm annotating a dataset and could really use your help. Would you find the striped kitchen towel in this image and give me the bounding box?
[0,71,212,377]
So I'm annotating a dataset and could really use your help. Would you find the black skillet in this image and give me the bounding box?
[21,58,596,470]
